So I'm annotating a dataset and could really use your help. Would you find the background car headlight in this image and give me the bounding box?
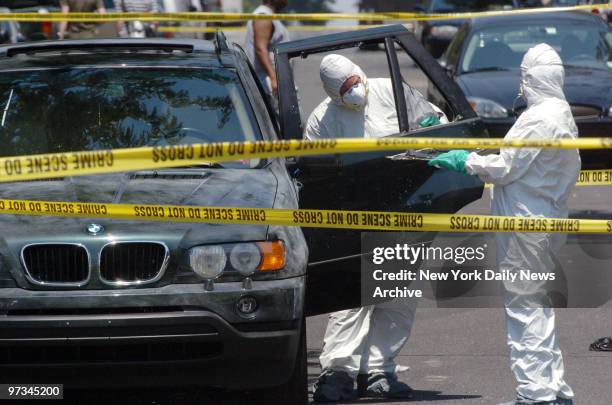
[189,245,227,279]
[230,243,261,276]
[430,25,459,39]
[467,97,508,118]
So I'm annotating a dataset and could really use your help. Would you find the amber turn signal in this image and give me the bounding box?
[256,241,286,271]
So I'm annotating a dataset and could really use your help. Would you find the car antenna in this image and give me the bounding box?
[214,30,229,59]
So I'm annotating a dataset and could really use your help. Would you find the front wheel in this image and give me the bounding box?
[251,318,308,405]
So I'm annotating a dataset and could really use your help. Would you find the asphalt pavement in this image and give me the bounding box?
[307,308,612,405]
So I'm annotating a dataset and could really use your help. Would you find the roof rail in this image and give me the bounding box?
[0,39,207,57]
[214,30,229,57]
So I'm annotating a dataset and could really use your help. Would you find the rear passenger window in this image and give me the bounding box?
[292,45,400,138]
[394,39,461,126]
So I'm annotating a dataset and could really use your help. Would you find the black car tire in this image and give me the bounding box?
[250,317,308,405]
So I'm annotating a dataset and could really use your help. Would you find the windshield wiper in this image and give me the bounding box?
[1,88,14,127]
[180,162,225,169]
[563,64,609,71]
[462,67,510,74]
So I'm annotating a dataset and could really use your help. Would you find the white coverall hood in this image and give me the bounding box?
[320,54,368,105]
[520,43,565,107]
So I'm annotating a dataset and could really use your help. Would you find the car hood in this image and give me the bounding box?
[0,168,278,246]
[456,68,612,111]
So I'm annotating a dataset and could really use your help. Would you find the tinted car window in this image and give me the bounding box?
[0,67,261,166]
[431,0,514,12]
[461,23,612,72]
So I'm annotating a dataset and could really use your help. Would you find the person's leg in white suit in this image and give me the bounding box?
[314,298,416,402]
[498,232,573,404]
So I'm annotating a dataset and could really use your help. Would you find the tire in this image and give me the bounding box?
[251,318,308,405]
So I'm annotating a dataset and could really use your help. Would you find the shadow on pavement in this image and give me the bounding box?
[18,388,251,405]
[320,391,482,404]
[307,348,481,404]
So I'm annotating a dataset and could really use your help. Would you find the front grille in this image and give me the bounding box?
[22,244,89,285]
[100,242,167,285]
[0,341,222,365]
[6,306,184,316]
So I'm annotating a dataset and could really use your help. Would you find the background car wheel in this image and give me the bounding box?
[250,317,307,405]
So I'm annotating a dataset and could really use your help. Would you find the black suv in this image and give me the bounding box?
[0,26,486,403]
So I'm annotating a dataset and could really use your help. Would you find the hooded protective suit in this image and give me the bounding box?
[307,54,440,380]
[304,54,445,140]
[464,43,579,402]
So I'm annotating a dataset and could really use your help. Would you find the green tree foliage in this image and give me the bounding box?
[243,0,260,13]
[287,0,334,13]
[244,0,335,24]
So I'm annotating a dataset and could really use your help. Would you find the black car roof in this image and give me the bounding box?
[469,10,606,28]
[0,38,238,70]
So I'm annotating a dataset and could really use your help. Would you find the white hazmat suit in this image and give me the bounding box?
[305,54,441,380]
[464,44,579,402]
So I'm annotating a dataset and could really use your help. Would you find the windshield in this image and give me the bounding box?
[0,67,262,168]
[431,0,514,13]
[461,23,612,73]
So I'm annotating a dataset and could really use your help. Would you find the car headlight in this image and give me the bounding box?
[188,241,285,279]
[230,243,261,276]
[430,25,458,39]
[608,107,612,117]
[467,97,508,118]
[189,245,227,279]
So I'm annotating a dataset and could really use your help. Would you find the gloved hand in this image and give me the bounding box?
[427,150,470,174]
[419,115,441,128]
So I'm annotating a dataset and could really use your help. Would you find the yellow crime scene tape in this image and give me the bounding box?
[0,5,609,232]
[483,169,612,188]
[0,198,610,234]
[157,25,387,34]
[0,137,611,183]
[0,4,607,22]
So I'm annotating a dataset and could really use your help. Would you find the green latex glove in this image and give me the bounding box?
[419,115,441,128]
[427,150,470,174]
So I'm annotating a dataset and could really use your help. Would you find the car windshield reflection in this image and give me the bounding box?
[0,67,262,169]
[460,23,612,73]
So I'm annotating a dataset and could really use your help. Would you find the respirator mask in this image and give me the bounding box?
[342,82,368,111]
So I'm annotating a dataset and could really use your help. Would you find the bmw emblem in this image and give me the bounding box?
[86,223,104,235]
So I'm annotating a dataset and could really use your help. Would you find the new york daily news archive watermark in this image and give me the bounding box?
[361,233,564,306]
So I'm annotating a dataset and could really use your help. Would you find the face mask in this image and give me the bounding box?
[342,82,368,111]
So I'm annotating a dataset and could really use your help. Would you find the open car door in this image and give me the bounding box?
[274,25,488,316]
